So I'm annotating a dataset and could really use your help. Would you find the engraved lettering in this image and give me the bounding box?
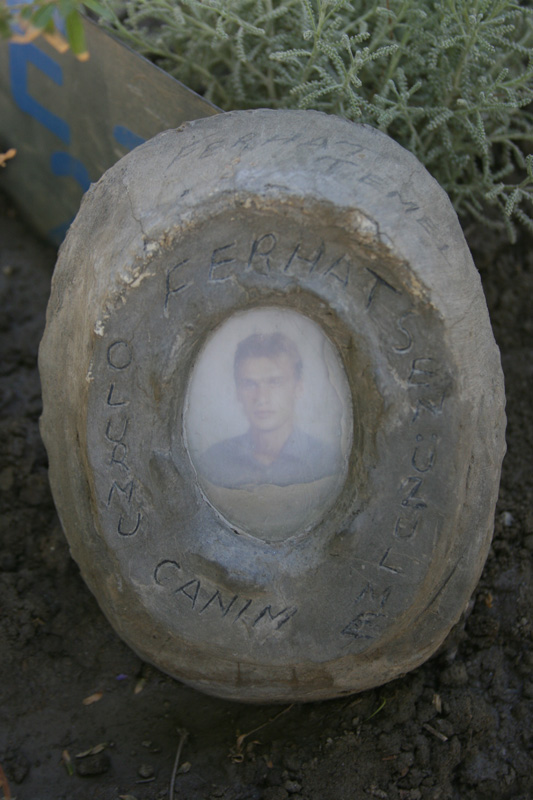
[416,215,440,237]
[152,562,298,631]
[342,585,392,638]
[393,513,420,540]
[247,233,277,272]
[107,340,132,370]
[199,139,225,158]
[301,136,329,149]
[415,215,449,251]
[283,241,324,274]
[234,599,253,621]
[365,268,400,310]
[174,579,200,608]
[360,172,386,189]
[165,259,190,312]
[253,605,298,630]
[400,476,427,510]
[172,139,202,162]
[411,389,447,421]
[408,357,438,387]
[232,132,257,151]
[111,442,129,470]
[105,416,129,443]
[412,434,437,473]
[169,133,219,165]
[107,479,134,506]
[324,254,349,288]
[117,512,141,536]
[393,312,414,353]
[209,242,236,282]
[199,590,239,617]
[263,132,301,146]
[316,155,361,174]
[333,140,365,158]
[342,610,385,639]
[387,190,420,213]
[107,384,128,407]
[353,583,392,608]
[154,559,181,586]
[379,547,403,574]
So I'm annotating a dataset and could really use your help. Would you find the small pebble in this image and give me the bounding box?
[76,753,110,776]
[501,511,514,527]
[137,763,154,778]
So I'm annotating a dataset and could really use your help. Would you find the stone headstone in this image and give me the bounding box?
[39,109,506,702]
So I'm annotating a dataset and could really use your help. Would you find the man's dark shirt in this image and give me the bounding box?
[197,428,340,489]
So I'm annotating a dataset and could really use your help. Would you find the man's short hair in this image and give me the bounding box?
[234,332,303,381]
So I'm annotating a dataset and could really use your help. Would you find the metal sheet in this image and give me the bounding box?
[0,15,219,243]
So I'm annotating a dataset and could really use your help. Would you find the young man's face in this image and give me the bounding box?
[236,354,302,433]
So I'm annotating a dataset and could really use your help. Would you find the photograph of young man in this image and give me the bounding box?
[197,332,341,489]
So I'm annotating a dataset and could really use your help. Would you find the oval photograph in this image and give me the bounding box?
[184,307,353,542]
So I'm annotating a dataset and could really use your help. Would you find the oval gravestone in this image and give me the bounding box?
[39,109,506,702]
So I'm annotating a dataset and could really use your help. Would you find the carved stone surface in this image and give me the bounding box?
[39,109,506,702]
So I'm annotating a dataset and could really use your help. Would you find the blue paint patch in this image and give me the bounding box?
[47,153,93,244]
[9,43,70,144]
[113,125,146,151]
[50,151,91,191]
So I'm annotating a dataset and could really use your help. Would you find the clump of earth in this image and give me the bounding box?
[1,190,532,800]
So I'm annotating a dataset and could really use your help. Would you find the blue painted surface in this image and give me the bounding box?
[9,43,71,144]
[50,151,92,191]
[6,0,144,242]
[114,125,146,150]
[7,38,143,241]
[3,8,213,243]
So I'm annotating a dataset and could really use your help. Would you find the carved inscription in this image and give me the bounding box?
[166,129,450,255]
[164,234,351,316]
[91,148,452,648]
[161,228,450,642]
[103,340,142,537]
[154,559,298,631]
[341,267,450,638]
[342,583,392,640]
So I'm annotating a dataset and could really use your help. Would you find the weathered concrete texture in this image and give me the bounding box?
[39,109,506,702]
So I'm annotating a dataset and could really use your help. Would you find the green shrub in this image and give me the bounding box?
[102,0,533,240]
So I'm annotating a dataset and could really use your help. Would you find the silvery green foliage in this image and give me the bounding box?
[104,0,533,239]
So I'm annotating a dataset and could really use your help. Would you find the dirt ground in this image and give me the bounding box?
[1,186,532,800]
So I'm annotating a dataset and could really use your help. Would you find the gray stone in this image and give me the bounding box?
[39,109,506,702]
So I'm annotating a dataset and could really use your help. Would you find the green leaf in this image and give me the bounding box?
[31,4,58,30]
[58,0,76,19]
[65,9,87,55]
[20,6,35,21]
[0,4,13,38]
[82,0,115,22]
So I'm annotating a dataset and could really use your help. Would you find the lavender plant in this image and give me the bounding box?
[101,0,533,240]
